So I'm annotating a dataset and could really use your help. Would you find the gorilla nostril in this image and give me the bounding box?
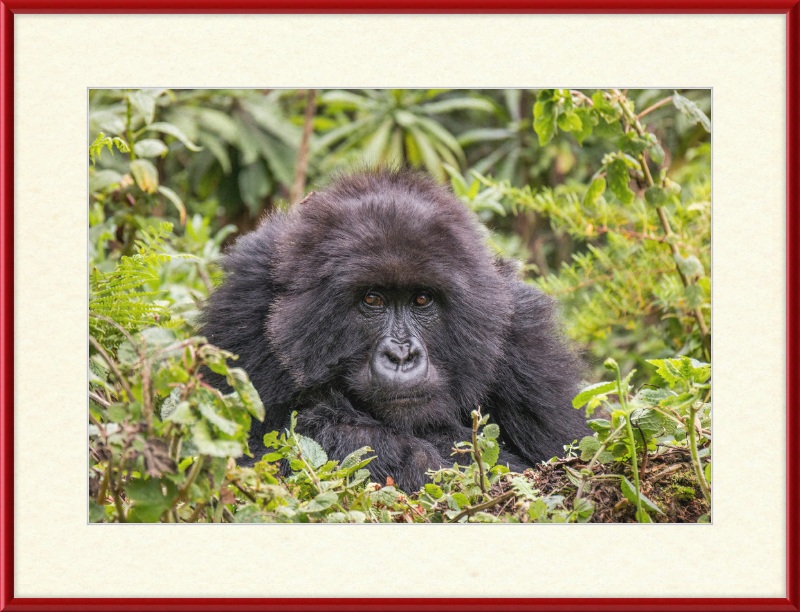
[384,349,401,366]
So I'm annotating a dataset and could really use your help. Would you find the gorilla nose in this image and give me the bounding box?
[371,337,429,385]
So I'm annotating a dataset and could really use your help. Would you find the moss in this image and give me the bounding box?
[670,484,696,503]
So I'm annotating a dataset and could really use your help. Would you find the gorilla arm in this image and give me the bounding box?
[485,279,587,465]
[294,392,449,493]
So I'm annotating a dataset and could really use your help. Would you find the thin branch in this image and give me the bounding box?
[89,391,111,408]
[290,89,318,203]
[552,268,673,296]
[637,95,673,120]
[596,226,694,250]
[448,489,516,523]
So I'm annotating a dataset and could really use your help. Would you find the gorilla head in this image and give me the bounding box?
[201,169,585,492]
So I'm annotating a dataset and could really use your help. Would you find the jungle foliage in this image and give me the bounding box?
[88,88,711,523]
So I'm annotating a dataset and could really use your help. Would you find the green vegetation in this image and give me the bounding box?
[89,88,711,522]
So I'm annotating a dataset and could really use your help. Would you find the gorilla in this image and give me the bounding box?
[200,168,585,492]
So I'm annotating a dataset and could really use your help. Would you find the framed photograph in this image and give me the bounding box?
[0,2,797,611]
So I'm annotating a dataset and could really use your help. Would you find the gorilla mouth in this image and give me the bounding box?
[383,394,432,406]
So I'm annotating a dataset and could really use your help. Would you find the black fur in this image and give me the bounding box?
[200,168,585,491]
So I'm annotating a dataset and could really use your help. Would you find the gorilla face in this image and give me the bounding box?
[264,173,513,433]
[201,168,585,491]
[350,285,443,425]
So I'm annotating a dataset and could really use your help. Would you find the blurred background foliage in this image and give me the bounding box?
[89,87,711,387]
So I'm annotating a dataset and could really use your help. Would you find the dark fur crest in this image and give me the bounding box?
[200,168,585,491]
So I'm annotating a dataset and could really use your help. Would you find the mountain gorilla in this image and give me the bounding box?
[200,169,585,492]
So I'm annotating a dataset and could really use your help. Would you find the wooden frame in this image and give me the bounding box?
[0,5,797,611]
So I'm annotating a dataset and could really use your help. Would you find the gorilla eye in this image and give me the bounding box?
[363,293,384,307]
[414,293,432,306]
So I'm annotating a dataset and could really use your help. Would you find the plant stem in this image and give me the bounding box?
[173,455,205,509]
[97,458,111,505]
[624,413,645,522]
[575,421,627,500]
[471,410,487,496]
[125,91,135,160]
[687,404,711,504]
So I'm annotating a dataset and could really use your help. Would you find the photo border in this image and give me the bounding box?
[1,3,798,611]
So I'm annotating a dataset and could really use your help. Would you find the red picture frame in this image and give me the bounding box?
[1,3,798,611]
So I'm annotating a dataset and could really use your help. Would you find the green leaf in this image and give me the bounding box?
[645,186,667,206]
[607,158,634,205]
[125,478,177,523]
[297,435,328,469]
[238,162,271,214]
[533,90,558,146]
[618,131,648,155]
[226,367,265,421]
[371,486,400,506]
[449,492,469,509]
[421,97,495,114]
[480,439,499,467]
[583,177,606,207]
[621,476,664,514]
[89,499,106,523]
[196,108,239,143]
[637,388,673,405]
[130,159,159,194]
[190,421,243,458]
[673,92,711,132]
[649,141,665,164]
[674,253,705,278]
[340,447,374,472]
[572,497,594,522]
[127,90,159,125]
[578,436,612,462]
[557,111,582,132]
[164,401,196,425]
[685,284,704,308]
[197,400,240,436]
[107,403,129,423]
[593,118,623,139]
[572,380,617,409]
[586,420,610,435]
[630,408,664,437]
[327,510,366,523]
[147,122,203,152]
[90,169,123,193]
[304,490,339,513]
[157,186,186,225]
[510,476,537,501]
[482,423,500,440]
[591,91,622,122]
[572,108,595,145]
[133,139,168,158]
[424,483,444,499]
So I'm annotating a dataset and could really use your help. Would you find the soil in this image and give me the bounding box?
[485,446,710,523]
